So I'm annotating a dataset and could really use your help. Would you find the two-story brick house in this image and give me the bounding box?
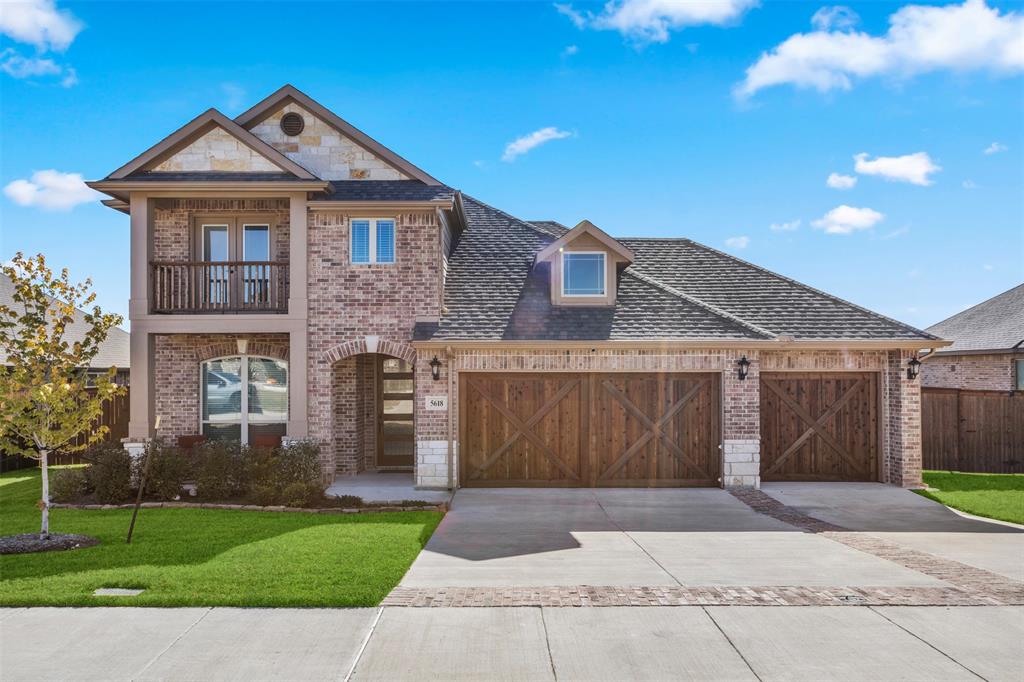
[90,85,945,491]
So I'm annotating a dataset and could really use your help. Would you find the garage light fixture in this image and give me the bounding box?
[737,356,750,381]
[906,357,921,380]
[429,355,442,381]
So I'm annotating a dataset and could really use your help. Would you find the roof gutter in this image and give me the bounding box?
[87,180,331,194]
[411,338,953,352]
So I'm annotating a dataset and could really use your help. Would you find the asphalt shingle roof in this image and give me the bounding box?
[315,181,455,203]
[926,284,1024,353]
[417,195,936,342]
[0,275,130,369]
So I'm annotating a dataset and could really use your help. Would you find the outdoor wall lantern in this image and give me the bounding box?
[737,356,750,381]
[907,356,921,380]
[429,356,442,381]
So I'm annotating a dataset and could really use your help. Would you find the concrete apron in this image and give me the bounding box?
[399,484,1021,591]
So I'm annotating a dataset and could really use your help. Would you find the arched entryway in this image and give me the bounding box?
[324,339,417,477]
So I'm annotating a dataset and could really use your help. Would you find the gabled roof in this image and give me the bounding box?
[926,283,1024,354]
[0,275,129,370]
[234,85,442,186]
[414,195,939,344]
[535,219,635,263]
[103,108,317,181]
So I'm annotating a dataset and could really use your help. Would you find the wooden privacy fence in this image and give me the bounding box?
[922,388,1023,474]
[0,388,130,470]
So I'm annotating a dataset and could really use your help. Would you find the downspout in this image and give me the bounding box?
[446,345,455,491]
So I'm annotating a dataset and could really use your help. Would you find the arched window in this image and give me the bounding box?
[200,355,288,444]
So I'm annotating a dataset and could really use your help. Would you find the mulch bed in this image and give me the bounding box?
[0,533,100,555]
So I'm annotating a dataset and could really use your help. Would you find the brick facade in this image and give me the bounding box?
[153,333,289,442]
[143,200,926,490]
[921,353,1018,391]
[305,209,441,476]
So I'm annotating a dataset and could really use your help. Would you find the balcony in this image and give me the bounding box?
[150,261,289,314]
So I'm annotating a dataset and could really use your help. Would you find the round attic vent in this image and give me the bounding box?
[280,112,305,136]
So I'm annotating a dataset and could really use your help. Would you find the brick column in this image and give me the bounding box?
[722,351,760,488]
[885,351,923,487]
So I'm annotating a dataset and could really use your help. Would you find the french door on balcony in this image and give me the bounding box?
[199,219,272,307]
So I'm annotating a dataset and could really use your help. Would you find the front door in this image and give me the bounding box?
[377,357,415,468]
[198,219,272,308]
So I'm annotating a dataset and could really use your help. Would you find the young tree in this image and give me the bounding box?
[0,253,126,538]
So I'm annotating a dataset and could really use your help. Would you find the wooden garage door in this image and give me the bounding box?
[460,372,720,487]
[760,372,878,482]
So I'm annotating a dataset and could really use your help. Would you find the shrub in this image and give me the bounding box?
[141,439,190,501]
[50,467,89,502]
[85,444,134,504]
[193,440,244,500]
[276,440,322,488]
[281,481,320,508]
[332,494,364,508]
[240,446,277,492]
[250,484,281,507]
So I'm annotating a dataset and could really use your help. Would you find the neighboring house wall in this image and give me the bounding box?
[412,348,922,490]
[249,103,410,181]
[153,128,281,173]
[922,353,1018,391]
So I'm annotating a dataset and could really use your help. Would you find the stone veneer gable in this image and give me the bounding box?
[249,103,410,181]
[152,127,281,173]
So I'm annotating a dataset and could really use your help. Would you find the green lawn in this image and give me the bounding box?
[915,470,1024,525]
[0,469,442,607]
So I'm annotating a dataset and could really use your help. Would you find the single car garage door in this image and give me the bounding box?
[460,372,720,487]
[760,372,879,482]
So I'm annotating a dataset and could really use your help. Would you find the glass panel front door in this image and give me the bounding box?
[242,224,270,303]
[378,357,414,468]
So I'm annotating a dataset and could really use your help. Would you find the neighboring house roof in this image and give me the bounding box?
[415,195,938,343]
[0,275,130,370]
[315,181,455,203]
[926,284,1024,354]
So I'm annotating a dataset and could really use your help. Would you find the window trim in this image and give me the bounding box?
[561,251,607,297]
[350,217,397,265]
[1016,358,1023,391]
[199,354,289,445]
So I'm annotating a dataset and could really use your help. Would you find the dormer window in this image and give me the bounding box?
[562,252,606,297]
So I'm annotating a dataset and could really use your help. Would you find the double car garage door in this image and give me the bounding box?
[459,371,879,487]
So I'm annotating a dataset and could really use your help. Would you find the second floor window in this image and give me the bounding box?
[562,252,606,296]
[351,218,396,264]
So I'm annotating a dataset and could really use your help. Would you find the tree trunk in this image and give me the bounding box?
[40,449,50,539]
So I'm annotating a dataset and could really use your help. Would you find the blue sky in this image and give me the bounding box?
[1,0,1022,331]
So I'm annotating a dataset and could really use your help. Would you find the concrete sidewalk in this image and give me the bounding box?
[2,605,1022,681]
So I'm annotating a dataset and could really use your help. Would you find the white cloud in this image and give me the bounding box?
[3,169,100,211]
[736,0,1024,98]
[811,6,860,31]
[962,179,978,189]
[0,47,75,86]
[983,141,1008,154]
[982,263,994,270]
[556,0,758,44]
[502,127,573,162]
[725,236,750,249]
[0,0,82,52]
[812,205,884,234]
[854,151,940,185]
[769,219,801,232]
[826,172,857,189]
[561,44,579,58]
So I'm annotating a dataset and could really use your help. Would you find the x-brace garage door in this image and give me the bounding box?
[760,372,879,482]
[459,372,721,487]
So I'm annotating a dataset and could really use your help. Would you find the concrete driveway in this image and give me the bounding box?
[399,483,1023,590]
